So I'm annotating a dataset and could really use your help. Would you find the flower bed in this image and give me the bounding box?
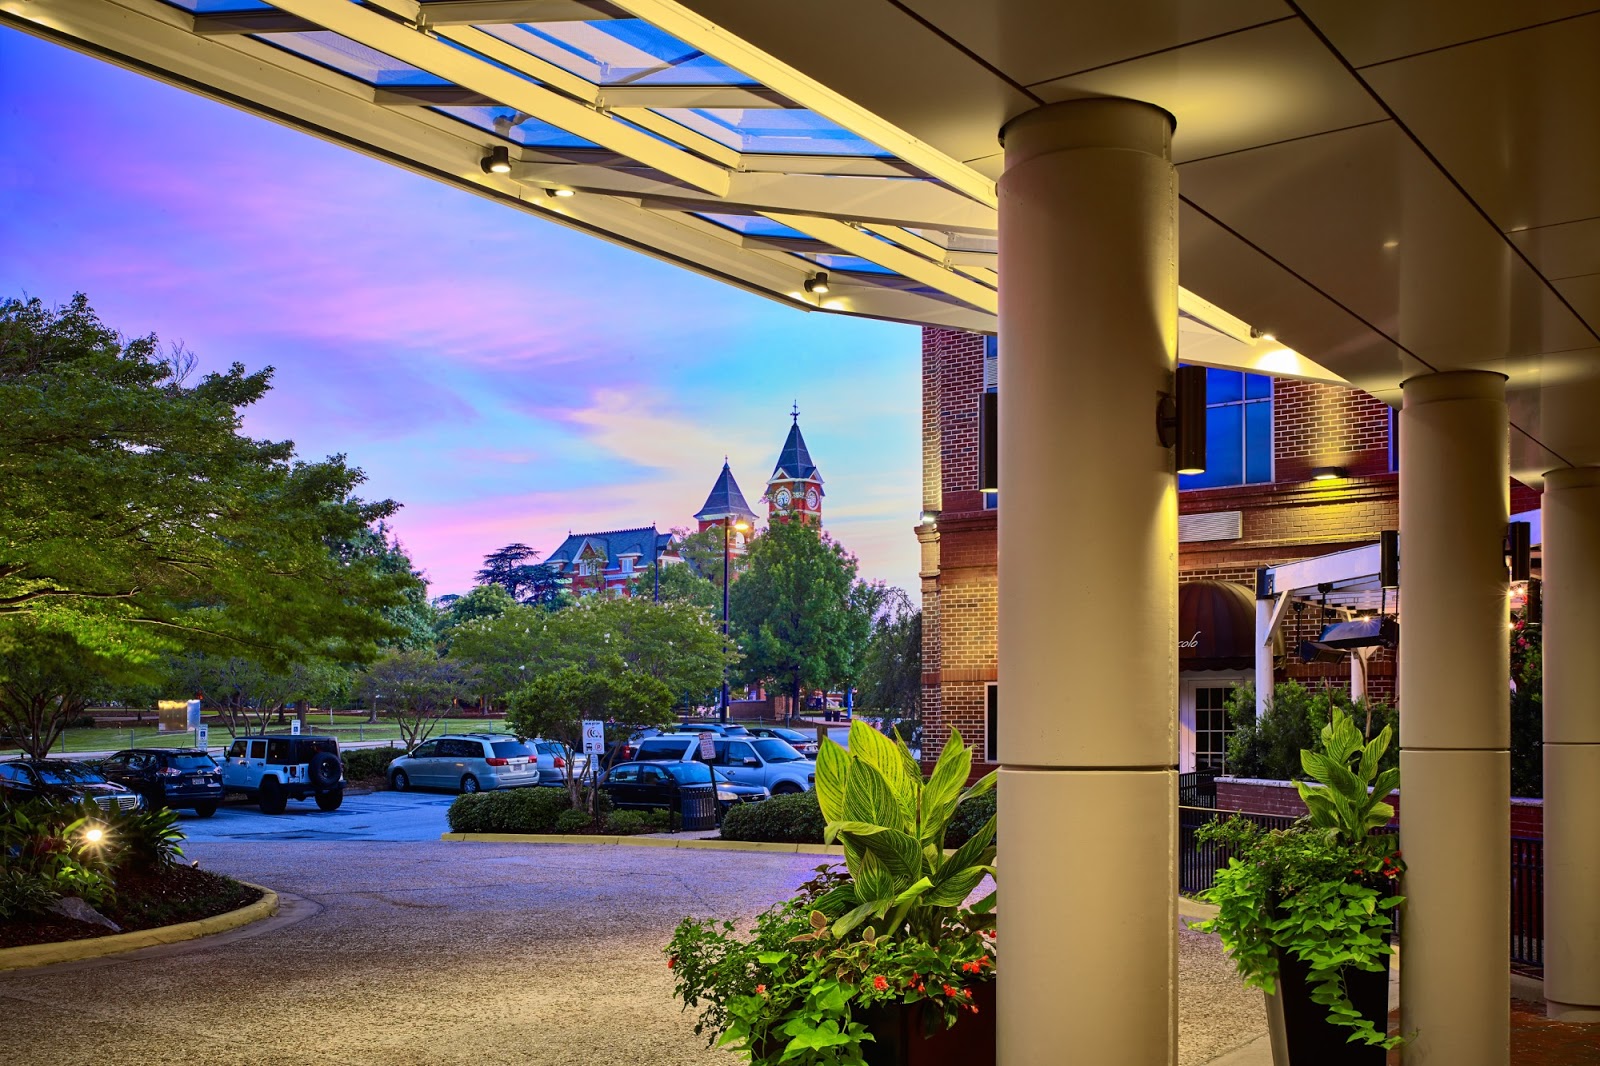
[0,865,260,950]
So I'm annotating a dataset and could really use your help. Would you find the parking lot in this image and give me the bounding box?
[179,788,458,843]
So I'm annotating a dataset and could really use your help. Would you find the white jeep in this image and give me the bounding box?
[221,734,345,814]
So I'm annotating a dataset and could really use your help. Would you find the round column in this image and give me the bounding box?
[997,98,1178,1065]
[1541,465,1600,1022]
[1398,370,1509,1065]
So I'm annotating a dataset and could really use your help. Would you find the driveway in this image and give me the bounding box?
[179,789,456,842]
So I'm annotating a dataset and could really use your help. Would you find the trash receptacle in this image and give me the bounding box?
[676,785,718,832]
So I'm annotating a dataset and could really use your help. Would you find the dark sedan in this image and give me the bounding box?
[601,760,769,815]
[97,748,224,817]
[0,760,142,811]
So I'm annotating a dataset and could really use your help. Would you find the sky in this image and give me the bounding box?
[0,28,923,598]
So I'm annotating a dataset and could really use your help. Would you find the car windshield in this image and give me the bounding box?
[665,763,714,785]
[491,740,534,758]
[752,739,805,762]
[771,729,807,742]
[35,764,107,785]
[168,754,216,770]
[723,726,751,736]
[636,741,693,760]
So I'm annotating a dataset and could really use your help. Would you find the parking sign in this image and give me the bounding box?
[698,732,716,760]
[581,720,605,756]
[196,723,209,752]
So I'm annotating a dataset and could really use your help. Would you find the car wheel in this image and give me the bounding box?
[771,782,803,795]
[460,774,481,795]
[258,779,288,815]
[390,769,410,792]
[192,803,218,818]
[315,788,343,812]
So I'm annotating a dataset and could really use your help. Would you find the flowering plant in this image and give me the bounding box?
[1193,708,1405,1049]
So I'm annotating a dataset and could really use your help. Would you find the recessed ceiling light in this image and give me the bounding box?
[547,187,575,198]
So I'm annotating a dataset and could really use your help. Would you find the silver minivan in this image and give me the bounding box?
[388,734,540,794]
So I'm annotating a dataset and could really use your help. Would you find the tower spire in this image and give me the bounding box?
[791,400,800,423]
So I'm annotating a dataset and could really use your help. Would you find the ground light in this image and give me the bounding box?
[82,826,105,845]
[480,146,511,174]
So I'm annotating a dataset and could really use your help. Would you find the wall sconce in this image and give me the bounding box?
[1526,577,1543,624]
[1157,365,1207,474]
[979,391,998,493]
[1379,529,1400,589]
[918,511,938,527]
[480,146,512,174]
[1311,465,1346,480]
[1507,521,1532,581]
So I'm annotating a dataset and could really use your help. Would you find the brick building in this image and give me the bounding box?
[918,327,1539,774]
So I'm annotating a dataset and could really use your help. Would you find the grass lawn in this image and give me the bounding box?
[34,717,508,755]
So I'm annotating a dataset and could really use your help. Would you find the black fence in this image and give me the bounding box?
[1178,805,1548,971]
[1177,772,1217,809]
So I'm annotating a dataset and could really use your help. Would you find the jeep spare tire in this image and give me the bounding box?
[309,751,342,788]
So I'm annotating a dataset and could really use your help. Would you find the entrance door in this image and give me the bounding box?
[1178,680,1241,774]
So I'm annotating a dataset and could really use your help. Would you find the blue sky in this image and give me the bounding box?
[0,28,923,597]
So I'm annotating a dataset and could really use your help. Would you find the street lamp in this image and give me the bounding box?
[721,517,751,724]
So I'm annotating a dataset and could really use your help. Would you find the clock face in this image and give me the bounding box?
[775,488,791,508]
[806,488,818,508]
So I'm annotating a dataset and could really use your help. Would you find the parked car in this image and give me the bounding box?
[220,734,345,814]
[387,734,540,794]
[600,760,769,814]
[745,726,821,757]
[530,740,569,786]
[633,734,815,795]
[96,748,223,817]
[0,760,142,811]
[666,721,752,737]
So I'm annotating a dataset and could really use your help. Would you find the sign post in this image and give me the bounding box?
[290,718,302,736]
[697,731,716,762]
[196,723,209,753]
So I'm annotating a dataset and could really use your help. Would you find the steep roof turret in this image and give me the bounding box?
[695,461,758,523]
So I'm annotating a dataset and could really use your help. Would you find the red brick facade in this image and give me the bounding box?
[919,327,1535,768]
[1214,777,1546,838]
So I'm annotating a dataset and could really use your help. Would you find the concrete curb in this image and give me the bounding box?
[441,832,846,855]
[0,880,278,972]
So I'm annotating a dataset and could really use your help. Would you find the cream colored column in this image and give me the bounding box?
[996,99,1178,1066]
[1541,466,1600,1022]
[1398,371,1510,1065]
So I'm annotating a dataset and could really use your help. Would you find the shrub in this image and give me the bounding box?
[0,799,115,908]
[944,789,997,849]
[447,788,572,833]
[342,746,403,783]
[604,810,652,835]
[554,808,594,834]
[719,791,824,843]
[100,804,186,872]
[1225,682,1397,781]
[0,868,59,919]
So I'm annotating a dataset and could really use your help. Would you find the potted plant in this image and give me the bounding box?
[666,722,997,1065]
[1193,708,1406,1063]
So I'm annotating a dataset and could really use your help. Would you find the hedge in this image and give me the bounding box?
[942,790,996,849]
[718,789,998,848]
[447,789,672,835]
[341,746,403,783]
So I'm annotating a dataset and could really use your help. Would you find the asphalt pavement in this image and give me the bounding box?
[179,789,457,843]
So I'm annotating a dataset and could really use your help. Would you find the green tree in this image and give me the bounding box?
[676,526,751,593]
[1510,619,1542,797]
[445,602,547,708]
[625,559,719,612]
[729,521,863,722]
[168,653,350,738]
[434,584,518,646]
[856,588,922,741]
[361,649,479,750]
[0,619,152,757]
[1225,681,1398,780]
[475,543,564,606]
[334,522,436,651]
[0,294,414,664]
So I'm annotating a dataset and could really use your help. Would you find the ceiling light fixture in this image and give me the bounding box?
[803,272,830,295]
[546,187,575,198]
[1251,327,1277,343]
[1311,466,1345,480]
[480,146,512,174]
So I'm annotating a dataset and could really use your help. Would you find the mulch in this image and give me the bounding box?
[1384,999,1600,1064]
[0,866,261,950]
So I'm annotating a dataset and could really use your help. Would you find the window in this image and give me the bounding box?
[607,764,639,783]
[640,765,669,784]
[1194,686,1237,773]
[1179,368,1273,490]
[727,741,757,764]
[985,684,999,763]
[621,557,634,573]
[226,740,247,760]
[248,740,266,760]
[439,739,482,758]
[266,738,292,763]
[983,335,998,511]
[411,740,439,758]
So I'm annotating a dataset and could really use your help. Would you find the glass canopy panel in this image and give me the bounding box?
[480,19,757,86]
[255,31,450,86]
[693,213,813,240]
[796,254,898,275]
[433,106,600,149]
[653,109,887,156]
[158,0,271,11]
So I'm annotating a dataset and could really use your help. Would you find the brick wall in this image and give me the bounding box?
[1214,777,1545,837]
[1273,379,1393,483]
[932,329,987,516]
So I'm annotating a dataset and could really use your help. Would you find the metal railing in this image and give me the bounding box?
[1177,772,1217,808]
[1178,806,1297,896]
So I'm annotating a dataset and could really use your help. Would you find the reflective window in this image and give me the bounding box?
[1194,686,1237,774]
[985,684,999,763]
[431,106,601,149]
[254,31,450,87]
[480,19,758,86]
[652,108,885,156]
[1179,368,1273,490]
[693,213,812,240]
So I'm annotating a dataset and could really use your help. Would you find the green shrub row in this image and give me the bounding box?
[341,746,403,782]
[0,799,186,919]
[446,788,672,835]
[717,789,997,848]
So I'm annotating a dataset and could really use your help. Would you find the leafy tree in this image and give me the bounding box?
[856,588,922,741]
[0,619,152,757]
[445,603,544,707]
[676,526,751,592]
[552,596,732,703]
[169,653,350,738]
[507,663,675,810]
[0,293,414,664]
[434,584,517,647]
[1225,681,1397,780]
[625,559,719,612]
[334,522,436,651]
[476,543,564,606]
[729,521,863,722]
[1510,618,1541,797]
[361,649,479,750]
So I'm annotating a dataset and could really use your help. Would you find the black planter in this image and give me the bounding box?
[1267,945,1391,1065]
[860,980,996,1066]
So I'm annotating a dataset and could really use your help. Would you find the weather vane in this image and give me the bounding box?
[791,400,800,423]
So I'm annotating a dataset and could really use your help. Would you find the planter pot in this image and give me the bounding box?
[860,980,996,1066]
[1264,945,1391,1066]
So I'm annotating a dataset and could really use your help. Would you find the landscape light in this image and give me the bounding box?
[83,827,105,845]
[803,272,830,295]
[480,146,512,174]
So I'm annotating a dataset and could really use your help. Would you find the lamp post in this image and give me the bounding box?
[721,517,750,724]
[653,526,662,603]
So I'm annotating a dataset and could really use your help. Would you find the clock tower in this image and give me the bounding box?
[766,405,824,526]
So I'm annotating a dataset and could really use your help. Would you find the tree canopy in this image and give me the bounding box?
[0,294,416,666]
[624,558,720,612]
[856,587,922,734]
[475,543,564,606]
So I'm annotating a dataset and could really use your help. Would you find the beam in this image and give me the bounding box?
[605,0,997,208]
[600,86,793,109]
[861,222,951,266]
[762,212,999,313]
[609,106,741,168]
[428,23,599,103]
[420,0,626,24]
[268,0,731,193]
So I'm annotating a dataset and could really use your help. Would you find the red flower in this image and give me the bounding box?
[942,984,958,998]
[667,957,676,969]
[962,989,972,999]
[756,984,766,994]
[962,961,981,974]
[873,975,888,991]
[1353,869,1364,876]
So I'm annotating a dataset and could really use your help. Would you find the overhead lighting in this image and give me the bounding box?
[1311,466,1345,480]
[546,187,575,198]
[480,146,512,174]
[803,272,830,295]
[1251,327,1277,343]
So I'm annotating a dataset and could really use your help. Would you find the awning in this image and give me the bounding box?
[1178,580,1276,671]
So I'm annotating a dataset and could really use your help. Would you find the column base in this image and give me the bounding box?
[998,767,1176,1066]
[1546,1000,1600,1024]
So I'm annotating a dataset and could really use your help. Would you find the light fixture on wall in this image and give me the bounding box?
[979,391,998,493]
[1507,521,1532,582]
[918,510,938,527]
[1379,529,1400,589]
[1157,365,1207,475]
[480,146,512,174]
[1311,465,1346,480]
[803,272,830,295]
